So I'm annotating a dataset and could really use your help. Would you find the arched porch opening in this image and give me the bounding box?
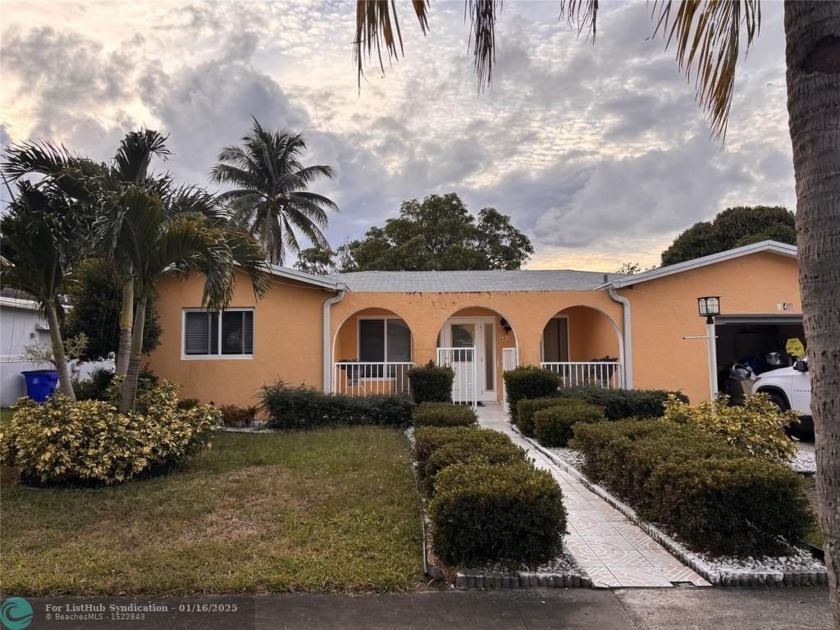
[540,305,624,388]
[332,307,414,396]
[437,306,519,405]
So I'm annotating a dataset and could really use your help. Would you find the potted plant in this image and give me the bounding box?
[20,333,88,402]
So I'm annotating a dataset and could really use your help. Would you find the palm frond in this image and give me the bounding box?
[114,129,170,183]
[650,0,760,140]
[355,0,430,88]
[467,1,501,90]
[559,0,599,41]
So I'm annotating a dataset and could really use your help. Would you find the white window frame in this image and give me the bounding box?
[182,308,255,360]
[356,317,412,379]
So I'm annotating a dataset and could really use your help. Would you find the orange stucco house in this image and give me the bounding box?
[147,240,804,408]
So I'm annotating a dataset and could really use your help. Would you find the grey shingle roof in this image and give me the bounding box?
[328,270,627,293]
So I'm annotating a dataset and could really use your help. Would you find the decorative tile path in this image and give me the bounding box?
[476,404,710,589]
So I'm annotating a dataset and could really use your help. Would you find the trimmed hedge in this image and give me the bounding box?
[261,381,414,429]
[648,456,811,556]
[555,386,687,420]
[422,434,526,495]
[408,361,455,403]
[572,420,813,556]
[430,460,567,567]
[413,426,516,473]
[413,402,477,428]
[515,397,566,437]
[503,366,560,421]
[0,382,220,486]
[533,400,605,447]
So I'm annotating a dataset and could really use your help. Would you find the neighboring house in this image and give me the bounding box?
[146,240,804,408]
[0,289,113,407]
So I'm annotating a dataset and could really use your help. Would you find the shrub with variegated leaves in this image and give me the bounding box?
[662,393,799,463]
[0,381,220,486]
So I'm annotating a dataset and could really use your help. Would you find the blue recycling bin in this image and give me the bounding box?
[21,370,60,402]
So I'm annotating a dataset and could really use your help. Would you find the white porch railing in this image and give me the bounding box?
[332,362,415,396]
[437,347,477,408]
[540,361,623,389]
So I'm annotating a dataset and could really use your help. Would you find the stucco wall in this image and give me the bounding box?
[622,252,801,403]
[146,271,334,408]
[331,291,624,401]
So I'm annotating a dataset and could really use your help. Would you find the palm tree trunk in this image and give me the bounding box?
[44,301,76,400]
[118,294,147,414]
[115,279,133,376]
[785,1,840,622]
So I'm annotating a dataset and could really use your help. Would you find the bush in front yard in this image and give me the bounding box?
[662,393,800,463]
[571,419,813,557]
[422,435,526,495]
[515,397,566,437]
[555,386,686,420]
[648,457,811,556]
[260,381,414,429]
[503,366,560,421]
[407,361,455,403]
[413,426,518,472]
[533,400,605,447]
[0,382,221,486]
[412,402,477,428]
[430,460,567,567]
[219,404,258,428]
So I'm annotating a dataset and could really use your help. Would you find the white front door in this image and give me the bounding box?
[441,318,496,403]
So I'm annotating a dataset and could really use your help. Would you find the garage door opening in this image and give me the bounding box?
[714,314,806,376]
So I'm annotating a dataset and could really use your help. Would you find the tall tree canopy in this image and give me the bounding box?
[63,258,162,362]
[305,193,533,272]
[661,206,796,266]
[352,1,840,618]
[211,118,338,265]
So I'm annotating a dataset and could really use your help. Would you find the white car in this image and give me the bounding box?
[751,358,813,432]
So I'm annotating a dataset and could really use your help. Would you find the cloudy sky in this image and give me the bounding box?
[0,0,794,271]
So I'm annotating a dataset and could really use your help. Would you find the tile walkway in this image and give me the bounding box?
[476,403,710,589]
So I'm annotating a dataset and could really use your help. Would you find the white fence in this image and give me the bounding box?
[331,362,414,397]
[436,347,477,408]
[540,361,623,389]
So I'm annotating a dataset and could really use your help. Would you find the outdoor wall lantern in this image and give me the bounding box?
[500,318,512,334]
[697,296,721,322]
[697,296,721,397]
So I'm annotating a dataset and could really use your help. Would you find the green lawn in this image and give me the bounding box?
[1,426,424,595]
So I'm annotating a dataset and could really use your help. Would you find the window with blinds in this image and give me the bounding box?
[184,309,254,357]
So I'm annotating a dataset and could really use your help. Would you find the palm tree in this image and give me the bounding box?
[96,183,270,414]
[0,182,92,399]
[210,118,338,265]
[354,0,840,619]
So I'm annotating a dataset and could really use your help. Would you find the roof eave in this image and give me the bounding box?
[601,240,798,290]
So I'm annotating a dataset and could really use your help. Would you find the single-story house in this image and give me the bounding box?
[146,240,804,408]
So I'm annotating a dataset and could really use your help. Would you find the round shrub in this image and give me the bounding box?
[423,436,526,495]
[533,400,605,447]
[502,366,559,422]
[408,362,455,403]
[0,382,221,486]
[430,460,567,567]
[413,402,477,428]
